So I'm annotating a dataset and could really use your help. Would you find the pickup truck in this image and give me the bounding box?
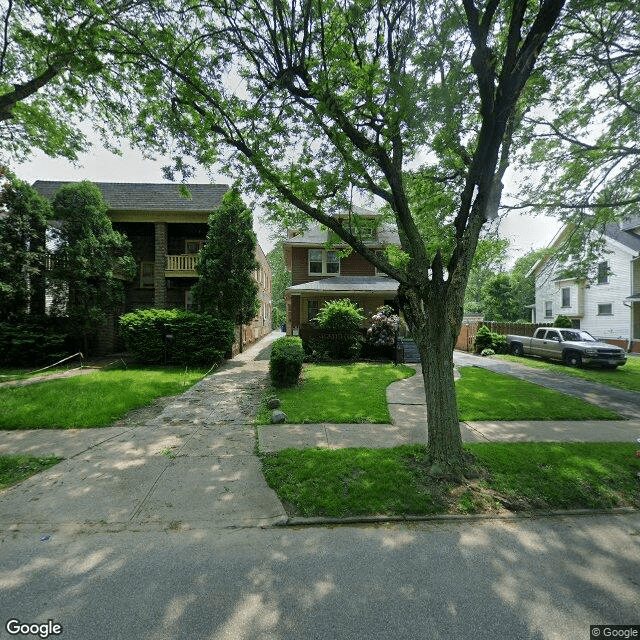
[506,328,627,368]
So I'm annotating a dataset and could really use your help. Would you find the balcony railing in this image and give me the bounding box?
[165,254,198,276]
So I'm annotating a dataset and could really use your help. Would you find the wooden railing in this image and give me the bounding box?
[165,254,198,275]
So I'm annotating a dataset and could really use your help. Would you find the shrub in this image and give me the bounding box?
[474,325,508,354]
[316,299,365,331]
[0,318,71,367]
[312,300,365,360]
[270,336,304,387]
[119,309,234,365]
[480,348,495,356]
[553,315,572,328]
[363,305,400,360]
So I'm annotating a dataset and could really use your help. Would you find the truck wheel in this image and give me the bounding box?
[511,343,524,357]
[564,351,582,367]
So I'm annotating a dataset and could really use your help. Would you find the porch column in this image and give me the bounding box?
[154,222,167,308]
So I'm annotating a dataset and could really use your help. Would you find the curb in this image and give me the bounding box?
[273,506,639,527]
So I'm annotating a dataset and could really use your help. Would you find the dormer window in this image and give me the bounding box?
[309,249,340,275]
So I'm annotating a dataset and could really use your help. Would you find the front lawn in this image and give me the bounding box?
[256,363,415,424]
[496,353,640,393]
[0,455,62,490]
[261,442,640,518]
[0,367,206,429]
[456,367,622,421]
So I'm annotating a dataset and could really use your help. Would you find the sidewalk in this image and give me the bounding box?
[0,331,288,532]
[257,355,640,452]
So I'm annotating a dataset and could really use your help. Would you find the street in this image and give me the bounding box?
[1,513,638,640]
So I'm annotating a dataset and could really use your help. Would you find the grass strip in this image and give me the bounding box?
[495,354,640,393]
[256,363,415,425]
[456,367,622,420]
[0,367,206,429]
[0,455,62,490]
[261,443,640,518]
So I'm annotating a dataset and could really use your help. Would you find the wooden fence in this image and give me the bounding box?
[455,321,552,353]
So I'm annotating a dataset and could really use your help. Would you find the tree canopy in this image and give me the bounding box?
[0,0,143,163]
[100,0,567,466]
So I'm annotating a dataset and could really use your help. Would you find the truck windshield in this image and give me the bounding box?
[559,330,596,342]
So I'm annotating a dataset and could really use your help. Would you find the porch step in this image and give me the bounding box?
[401,338,421,364]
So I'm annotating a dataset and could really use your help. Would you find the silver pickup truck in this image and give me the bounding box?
[506,328,627,368]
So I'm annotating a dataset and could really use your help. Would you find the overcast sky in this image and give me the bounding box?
[12,137,561,264]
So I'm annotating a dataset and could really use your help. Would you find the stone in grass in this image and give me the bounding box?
[271,410,287,424]
[267,396,281,409]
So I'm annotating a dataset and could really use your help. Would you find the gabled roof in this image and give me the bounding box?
[287,275,399,295]
[529,220,640,278]
[32,181,229,212]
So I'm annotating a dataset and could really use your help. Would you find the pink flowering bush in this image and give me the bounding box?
[366,305,400,348]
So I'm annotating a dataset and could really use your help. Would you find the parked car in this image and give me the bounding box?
[506,328,627,368]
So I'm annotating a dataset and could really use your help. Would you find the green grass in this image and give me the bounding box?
[0,367,206,429]
[456,367,622,421]
[0,455,62,490]
[256,363,415,424]
[261,443,640,517]
[0,366,76,383]
[496,353,640,393]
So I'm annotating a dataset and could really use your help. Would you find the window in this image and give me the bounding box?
[374,250,388,276]
[545,301,553,318]
[561,287,570,308]
[185,239,205,254]
[140,262,154,288]
[308,249,340,275]
[597,303,613,316]
[308,299,320,321]
[597,261,609,284]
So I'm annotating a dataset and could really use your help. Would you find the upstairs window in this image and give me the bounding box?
[308,249,340,275]
[185,239,205,254]
[545,301,553,318]
[597,261,609,284]
[561,287,571,308]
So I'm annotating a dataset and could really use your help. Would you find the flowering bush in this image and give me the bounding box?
[367,305,400,348]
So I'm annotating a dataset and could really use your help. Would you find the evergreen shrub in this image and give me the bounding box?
[270,336,304,387]
[474,325,508,354]
[119,309,234,365]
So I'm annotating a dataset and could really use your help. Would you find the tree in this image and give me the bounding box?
[49,181,136,352]
[0,171,51,319]
[464,236,510,315]
[509,248,548,321]
[513,3,640,277]
[480,273,518,321]
[0,0,144,164]
[267,239,292,328]
[105,0,567,467]
[191,189,259,325]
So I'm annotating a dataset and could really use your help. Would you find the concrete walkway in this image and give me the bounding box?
[257,354,640,452]
[0,332,288,532]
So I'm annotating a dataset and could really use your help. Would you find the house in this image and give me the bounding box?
[32,181,272,355]
[282,207,400,338]
[531,216,640,352]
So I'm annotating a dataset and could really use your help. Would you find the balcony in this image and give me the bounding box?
[165,254,199,277]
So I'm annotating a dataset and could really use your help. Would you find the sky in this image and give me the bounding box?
[11,136,562,264]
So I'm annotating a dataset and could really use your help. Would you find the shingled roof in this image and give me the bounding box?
[32,181,229,212]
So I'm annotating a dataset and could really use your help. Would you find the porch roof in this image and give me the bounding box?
[286,275,399,295]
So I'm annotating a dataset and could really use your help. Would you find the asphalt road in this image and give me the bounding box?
[1,513,639,640]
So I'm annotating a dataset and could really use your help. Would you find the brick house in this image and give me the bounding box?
[283,207,400,338]
[32,181,272,355]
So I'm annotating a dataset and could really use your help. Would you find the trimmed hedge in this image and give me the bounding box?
[270,336,304,387]
[119,309,234,366]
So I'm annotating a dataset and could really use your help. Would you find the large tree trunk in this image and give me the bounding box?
[399,284,464,466]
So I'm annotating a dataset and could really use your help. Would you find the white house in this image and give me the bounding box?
[531,216,640,353]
